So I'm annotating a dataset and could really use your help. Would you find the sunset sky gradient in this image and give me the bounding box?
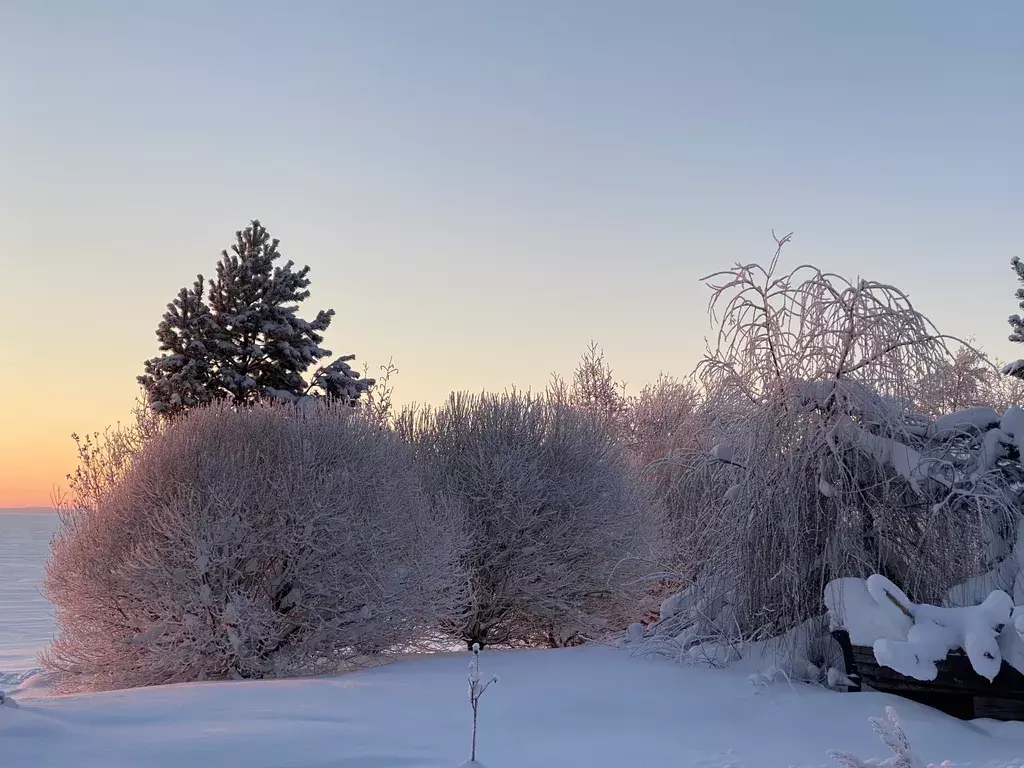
[2,1,1022,506]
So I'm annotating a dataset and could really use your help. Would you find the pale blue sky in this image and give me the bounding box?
[1,1,1022,503]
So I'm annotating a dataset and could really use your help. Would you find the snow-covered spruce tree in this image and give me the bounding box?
[1002,255,1024,381]
[403,391,659,648]
[138,220,372,416]
[1008,255,1024,347]
[641,234,1022,663]
[137,277,217,416]
[44,402,465,693]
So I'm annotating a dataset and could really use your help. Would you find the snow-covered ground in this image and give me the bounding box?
[5,645,1024,768]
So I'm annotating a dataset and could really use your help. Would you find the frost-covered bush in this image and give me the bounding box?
[44,402,465,692]
[626,373,699,471]
[546,341,628,427]
[642,235,1022,662]
[404,391,659,648]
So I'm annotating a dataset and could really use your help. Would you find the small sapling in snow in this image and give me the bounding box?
[467,643,498,764]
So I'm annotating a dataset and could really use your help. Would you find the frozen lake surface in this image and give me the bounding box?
[0,511,58,682]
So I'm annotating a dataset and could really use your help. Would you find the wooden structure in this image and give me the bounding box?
[832,629,1024,721]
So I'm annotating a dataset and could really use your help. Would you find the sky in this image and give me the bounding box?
[1,1,1022,507]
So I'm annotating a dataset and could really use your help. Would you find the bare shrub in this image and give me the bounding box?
[645,234,1020,658]
[361,357,400,428]
[57,398,163,514]
[403,391,659,648]
[44,402,465,692]
[466,643,497,764]
[625,374,699,470]
[566,341,628,421]
[912,345,1019,418]
[548,343,699,474]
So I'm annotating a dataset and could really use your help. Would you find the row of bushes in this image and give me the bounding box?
[44,394,659,692]
[48,250,1024,693]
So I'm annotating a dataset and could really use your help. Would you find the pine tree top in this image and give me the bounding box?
[139,219,373,414]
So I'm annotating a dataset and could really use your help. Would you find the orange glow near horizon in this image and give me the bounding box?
[0,386,132,508]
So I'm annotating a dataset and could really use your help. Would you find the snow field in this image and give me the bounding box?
[5,646,1024,768]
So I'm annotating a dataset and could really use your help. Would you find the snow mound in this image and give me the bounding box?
[827,575,1020,682]
[872,576,1011,683]
[928,406,1002,438]
[710,444,734,462]
[0,690,17,709]
[824,578,912,645]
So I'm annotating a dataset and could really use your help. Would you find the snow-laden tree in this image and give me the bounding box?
[139,220,373,415]
[44,402,466,693]
[1007,256,1024,346]
[137,277,217,415]
[403,391,660,648]
[639,235,1023,661]
[1002,255,1024,380]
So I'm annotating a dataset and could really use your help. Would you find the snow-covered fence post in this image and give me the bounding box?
[467,643,497,764]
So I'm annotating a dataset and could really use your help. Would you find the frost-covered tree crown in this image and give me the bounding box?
[139,220,373,414]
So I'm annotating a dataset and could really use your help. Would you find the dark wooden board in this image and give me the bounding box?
[830,630,1024,721]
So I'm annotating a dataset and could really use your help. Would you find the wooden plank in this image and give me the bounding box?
[830,630,862,692]
[975,696,1024,721]
[832,631,1024,720]
[849,645,1024,698]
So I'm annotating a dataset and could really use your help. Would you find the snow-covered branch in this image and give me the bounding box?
[828,707,933,768]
